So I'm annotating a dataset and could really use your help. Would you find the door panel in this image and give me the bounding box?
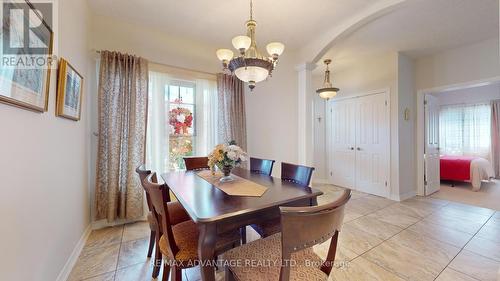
[355,93,389,197]
[330,100,356,188]
[424,94,440,195]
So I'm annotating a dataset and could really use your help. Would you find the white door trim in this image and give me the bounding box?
[416,76,500,196]
[327,88,391,198]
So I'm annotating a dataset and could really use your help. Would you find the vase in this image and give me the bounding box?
[220,165,234,183]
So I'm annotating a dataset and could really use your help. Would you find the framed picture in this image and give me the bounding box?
[56,59,83,121]
[0,1,53,112]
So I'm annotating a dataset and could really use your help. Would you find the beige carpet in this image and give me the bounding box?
[431,180,500,210]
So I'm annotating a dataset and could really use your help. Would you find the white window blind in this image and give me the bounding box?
[439,103,491,159]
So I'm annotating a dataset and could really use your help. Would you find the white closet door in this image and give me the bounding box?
[424,94,440,195]
[330,99,356,188]
[355,93,389,197]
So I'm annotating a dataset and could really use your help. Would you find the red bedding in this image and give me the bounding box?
[440,156,477,181]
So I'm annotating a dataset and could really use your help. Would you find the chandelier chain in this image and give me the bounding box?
[250,0,253,21]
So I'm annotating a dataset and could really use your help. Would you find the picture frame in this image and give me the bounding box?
[56,58,84,121]
[0,1,54,112]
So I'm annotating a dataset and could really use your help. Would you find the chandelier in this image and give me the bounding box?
[216,0,285,90]
[316,59,340,100]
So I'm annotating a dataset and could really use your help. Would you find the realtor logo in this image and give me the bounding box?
[1,0,56,69]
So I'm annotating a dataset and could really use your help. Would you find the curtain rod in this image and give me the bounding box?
[93,49,217,77]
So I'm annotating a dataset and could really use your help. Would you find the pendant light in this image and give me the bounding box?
[316,59,339,100]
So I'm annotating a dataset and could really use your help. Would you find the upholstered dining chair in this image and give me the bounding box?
[250,157,276,176]
[224,189,351,281]
[143,172,241,281]
[183,156,209,171]
[135,165,191,278]
[250,162,316,239]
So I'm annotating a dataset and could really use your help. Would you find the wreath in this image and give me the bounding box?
[169,107,193,135]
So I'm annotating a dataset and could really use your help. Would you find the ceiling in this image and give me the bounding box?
[87,0,376,51]
[321,0,499,70]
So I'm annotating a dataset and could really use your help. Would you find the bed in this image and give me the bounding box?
[440,155,495,191]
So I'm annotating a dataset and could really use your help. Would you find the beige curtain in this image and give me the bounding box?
[217,73,247,150]
[95,51,149,222]
[491,100,500,178]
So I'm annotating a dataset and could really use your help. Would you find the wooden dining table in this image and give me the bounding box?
[161,167,323,281]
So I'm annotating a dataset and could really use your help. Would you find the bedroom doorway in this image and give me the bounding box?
[417,78,500,210]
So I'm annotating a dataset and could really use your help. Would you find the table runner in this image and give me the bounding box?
[196,170,268,197]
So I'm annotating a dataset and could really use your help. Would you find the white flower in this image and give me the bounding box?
[227,151,238,161]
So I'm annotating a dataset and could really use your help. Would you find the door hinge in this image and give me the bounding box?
[424,179,428,186]
[330,171,333,176]
[424,100,428,105]
[385,181,387,187]
[385,100,388,106]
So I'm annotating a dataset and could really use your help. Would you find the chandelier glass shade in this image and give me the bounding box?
[316,59,340,100]
[216,0,284,90]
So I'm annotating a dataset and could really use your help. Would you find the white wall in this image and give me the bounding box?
[0,0,91,280]
[397,53,416,199]
[416,38,500,90]
[245,53,300,178]
[434,83,500,105]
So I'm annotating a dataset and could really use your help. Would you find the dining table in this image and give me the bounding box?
[161,167,323,281]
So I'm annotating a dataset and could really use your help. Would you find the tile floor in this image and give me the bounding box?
[69,184,500,281]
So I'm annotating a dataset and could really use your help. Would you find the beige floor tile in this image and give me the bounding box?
[114,262,155,281]
[465,236,500,262]
[68,244,120,281]
[399,198,441,217]
[476,222,500,243]
[413,196,450,208]
[342,210,363,223]
[313,239,358,262]
[364,241,446,281]
[438,205,492,224]
[117,238,151,269]
[367,205,421,228]
[449,250,500,281]
[183,266,226,281]
[408,220,473,248]
[345,198,381,215]
[350,190,369,199]
[84,226,123,250]
[423,212,485,235]
[122,221,150,242]
[435,268,479,281]
[361,195,395,209]
[443,202,495,217]
[389,230,460,263]
[82,272,115,281]
[329,256,405,281]
[346,216,403,241]
[338,224,383,255]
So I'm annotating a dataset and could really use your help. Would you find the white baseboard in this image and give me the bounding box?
[312,179,330,185]
[391,190,416,201]
[91,216,147,230]
[56,224,92,281]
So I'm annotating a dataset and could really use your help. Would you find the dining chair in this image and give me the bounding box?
[250,162,316,240]
[224,189,351,281]
[250,157,276,176]
[183,156,209,171]
[135,165,191,278]
[143,172,241,281]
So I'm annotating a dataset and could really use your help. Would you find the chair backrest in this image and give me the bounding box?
[278,189,351,281]
[135,164,155,211]
[143,173,179,256]
[281,162,315,187]
[184,156,209,171]
[250,157,276,176]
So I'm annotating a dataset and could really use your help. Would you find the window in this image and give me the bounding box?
[439,103,491,158]
[146,71,218,173]
[167,81,196,170]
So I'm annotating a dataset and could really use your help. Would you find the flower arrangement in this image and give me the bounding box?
[169,107,193,135]
[208,140,247,182]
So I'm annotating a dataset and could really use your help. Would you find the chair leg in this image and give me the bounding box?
[152,237,162,278]
[171,265,182,281]
[225,266,236,281]
[162,260,170,281]
[147,230,155,257]
[240,226,247,244]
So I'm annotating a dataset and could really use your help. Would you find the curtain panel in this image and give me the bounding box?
[491,100,500,178]
[95,51,149,222]
[216,74,247,150]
